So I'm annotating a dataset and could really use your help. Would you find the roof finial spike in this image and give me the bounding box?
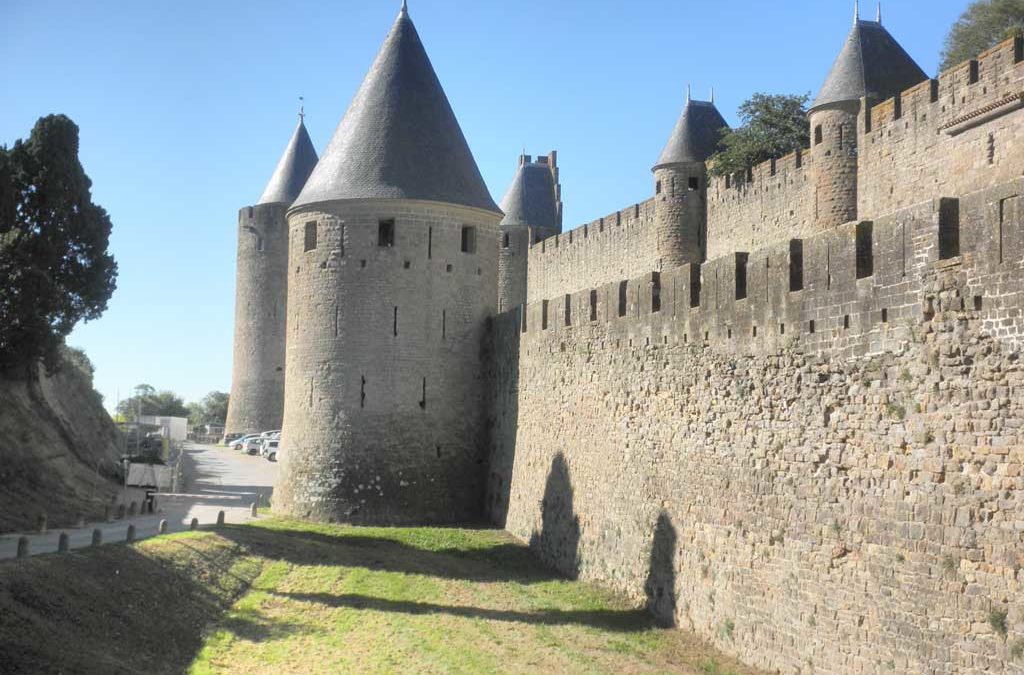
[298,95,305,122]
[686,83,691,104]
[400,0,408,15]
[710,87,715,104]
[876,1,881,23]
[854,0,860,23]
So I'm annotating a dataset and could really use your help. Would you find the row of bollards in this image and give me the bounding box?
[12,510,235,559]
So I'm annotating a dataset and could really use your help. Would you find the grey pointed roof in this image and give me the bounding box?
[292,5,499,213]
[812,19,927,110]
[499,159,559,231]
[653,99,729,170]
[257,117,319,206]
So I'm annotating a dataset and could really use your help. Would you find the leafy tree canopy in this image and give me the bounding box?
[0,115,117,376]
[708,93,810,179]
[117,384,189,421]
[941,0,1024,72]
[187,391,230,427]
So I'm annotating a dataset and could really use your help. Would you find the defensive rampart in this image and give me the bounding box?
[488,178,1024,674]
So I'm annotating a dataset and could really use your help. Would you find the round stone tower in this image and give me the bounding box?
[652,92,728,266]
[809,8,927,229]
[497,152,562,312]
[275,3,503,525]
[225,115,318,438]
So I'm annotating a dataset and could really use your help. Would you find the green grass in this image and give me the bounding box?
[0,518,761,675]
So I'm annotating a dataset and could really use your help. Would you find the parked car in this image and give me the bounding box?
[264,440,279,462]
[223,433,245,445]
[229,434,259,451]
[243,436,265,455]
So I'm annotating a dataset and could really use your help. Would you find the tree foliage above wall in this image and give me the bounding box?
[0,115,117,376]
[941,0,1024,72]
[707,93,810,179]
[116,384,190,421]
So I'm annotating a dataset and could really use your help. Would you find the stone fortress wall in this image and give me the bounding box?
[488,37,1024,675]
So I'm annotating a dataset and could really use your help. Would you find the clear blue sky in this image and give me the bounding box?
[0,0,968,410]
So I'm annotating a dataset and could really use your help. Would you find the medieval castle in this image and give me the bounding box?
[226,3,1024,673]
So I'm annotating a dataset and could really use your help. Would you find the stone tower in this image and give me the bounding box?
[274,3,503,525]
[497,152,562,311]
[225,116,318,438]
[653,93,728,266]
[809,8,926,229]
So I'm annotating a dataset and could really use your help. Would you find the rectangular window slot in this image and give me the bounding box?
[780,323,786,335]
[689,264,702,308]
[656,180,662,194]
[651,272,662,313]
[461,226,477,253]
[974,295,983,311]
[442,309,446,339]
[752,325,758,338]
[856,221,874,279]
[393,307,398,336]
[304,221,318,252]
[419,378,426,410]
[502,232,510,248]
[809,320,816,334]
[378,219,395,247]
[938,198,960,260]
[688,176,699,190]
[428,227,433,259]
[541,300,549,330]
[881,308,888,323]
[814,125,823,145]
[589,290,598,322]
[618,281,628,317]
[564,295,571,327]
[735,253,749,300]
[360,376,366,408]
[520,305,527,333]
[968,60,979,84]
[843,315,850,330]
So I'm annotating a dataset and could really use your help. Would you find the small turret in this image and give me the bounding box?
[809,11,926,229]
[497,152,562,311]
[225,114,319,439]
[652,94,728,267]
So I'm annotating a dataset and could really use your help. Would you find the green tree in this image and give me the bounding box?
[708,93,810,179]
[0,115,118,375]
[941,0,1024,72]
[187,391,230,426]
[117,384,189,421]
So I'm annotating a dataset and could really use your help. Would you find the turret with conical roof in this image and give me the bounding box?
[226,114,320,439]
[809,11,927,229]
[277,3,503,526]
[497,152,562,311]
[653,94,728,267]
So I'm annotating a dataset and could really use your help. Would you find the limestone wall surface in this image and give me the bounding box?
[526,199,657,303]
[488,179,1024,674]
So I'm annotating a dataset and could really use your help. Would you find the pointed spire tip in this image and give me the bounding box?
[854,0,860,23]
[400,0,408,15]
[876,1,881,23]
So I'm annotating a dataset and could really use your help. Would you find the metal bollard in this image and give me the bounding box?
[16,536,29,558]
[91,529,103,546]
[126,524,136,543]
[216,511,225,526]
[57,532,70,553]
[250,502,258,518]
[158,520,168,535]
[190,518,199,531]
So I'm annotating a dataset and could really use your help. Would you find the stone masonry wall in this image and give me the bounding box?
[488,179,1024,674]
[526,199,657,303]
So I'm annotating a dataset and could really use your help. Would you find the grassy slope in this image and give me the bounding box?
[0,519,759,675]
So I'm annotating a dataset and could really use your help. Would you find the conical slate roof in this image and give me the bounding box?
[499,159,559,231]
[653,99,729,170]
[292,5,499,213]
[812,19,927,110]
[257,117,319,206]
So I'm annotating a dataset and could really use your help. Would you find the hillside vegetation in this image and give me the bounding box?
[0,519,761,675]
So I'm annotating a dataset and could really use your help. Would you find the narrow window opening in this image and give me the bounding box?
[988,133,996,165]
[974,295,983,311]
[340,223,346,257]
[435,445,441,459]
[520,305,527,333]
[809,320,816,334]
[393,307,398,336]
[968,60,979,84]
[428,227,433,259]
[461,226,477,254]
[378,219,395,247]
[502,232,510,248]
[688,176,699,190]
[735,253,749,300]
[618,281,628,317]
[780,323,786,335]
[689,264,702,308]
[728,328,733,339]
[442,309,446,339]
[814,125,823,145]
[651,272,662,313]
[752,325,758,338]
[304,221,318,252]
[656,180,662,195]
[856,221,874,279]
[542,300,549,330]
[843,315,850,330]
[838,124,844,151]
[589,290,598,322]
[564,295,571,327]
[939,198,960,260]
[360,376,366,408]
[881,308,889,323]
[419,378,426,410]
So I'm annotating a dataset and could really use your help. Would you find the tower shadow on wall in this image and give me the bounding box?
[644,510,678,627]
[529,452,581,579]
[483,313,519,527]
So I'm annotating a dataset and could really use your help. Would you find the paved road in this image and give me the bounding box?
[0,443,278,559]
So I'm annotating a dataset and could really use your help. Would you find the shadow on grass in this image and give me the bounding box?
[216,523,560,584]
[275,591,657,633]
